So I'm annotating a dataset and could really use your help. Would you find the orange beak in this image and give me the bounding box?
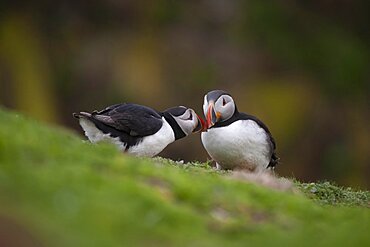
[193,114,206,132]
[206,103,217,129]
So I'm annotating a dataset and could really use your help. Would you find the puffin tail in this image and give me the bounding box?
[72,112,92,119]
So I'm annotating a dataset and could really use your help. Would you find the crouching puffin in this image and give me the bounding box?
[73,103,204,157]
[201,90,279,172]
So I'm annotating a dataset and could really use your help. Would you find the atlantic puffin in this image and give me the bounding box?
[73,103,204,157]
[201,90,279,171]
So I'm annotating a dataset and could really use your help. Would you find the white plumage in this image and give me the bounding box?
[79,117,175,157]
[201,120,271,172]
[128,118,175,157]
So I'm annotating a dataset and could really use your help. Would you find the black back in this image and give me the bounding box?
[86,103,164,150]
[211,106,279,168]
[78,103,189,150]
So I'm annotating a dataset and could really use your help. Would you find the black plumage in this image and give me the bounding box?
[73,103,187,150]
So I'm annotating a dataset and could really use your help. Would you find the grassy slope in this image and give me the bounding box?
[0,108,369,247]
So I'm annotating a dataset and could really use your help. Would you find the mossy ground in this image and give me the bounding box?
[0,108,369,247]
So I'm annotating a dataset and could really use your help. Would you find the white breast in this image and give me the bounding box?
[201,120,271,171]
[79,117,175,157]
[128,118,175,157]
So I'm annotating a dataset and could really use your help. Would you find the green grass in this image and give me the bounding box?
[0,108,369,247]
[297,182,369,207]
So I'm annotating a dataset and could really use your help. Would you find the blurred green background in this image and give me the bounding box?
[0,1,369,188]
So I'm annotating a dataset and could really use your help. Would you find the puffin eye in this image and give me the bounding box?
[181,111,193,121]
[222,97,227,106]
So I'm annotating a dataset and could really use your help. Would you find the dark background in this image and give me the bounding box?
[0,1,369,188]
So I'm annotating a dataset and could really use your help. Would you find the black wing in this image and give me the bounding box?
[91,103,163,137]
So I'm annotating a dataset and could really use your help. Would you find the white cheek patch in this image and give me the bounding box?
[181,110,191,120]
[214,97,223,110]
[214,96,235,121]
[174,117,192,136]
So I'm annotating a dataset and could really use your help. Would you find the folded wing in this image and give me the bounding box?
[91,103,163,137]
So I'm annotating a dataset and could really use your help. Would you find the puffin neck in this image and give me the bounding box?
[162,112,186,140]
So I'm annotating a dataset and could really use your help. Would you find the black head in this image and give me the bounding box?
[164,106,187,117]
[206,90,231,103]
[163,106,205,140]
[203,90,236,128]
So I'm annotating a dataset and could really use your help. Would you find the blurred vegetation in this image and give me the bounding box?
[0,108,369,247]
[0,1,369,188]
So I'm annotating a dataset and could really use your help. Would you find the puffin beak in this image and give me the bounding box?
[193,114,206,133]
[206,103,218,128]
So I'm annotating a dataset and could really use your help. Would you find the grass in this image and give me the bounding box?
[0,107,369,247]
[297,181,369,207]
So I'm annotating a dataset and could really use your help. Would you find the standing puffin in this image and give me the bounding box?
[201,90,279,171]
[73,103,204,157]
